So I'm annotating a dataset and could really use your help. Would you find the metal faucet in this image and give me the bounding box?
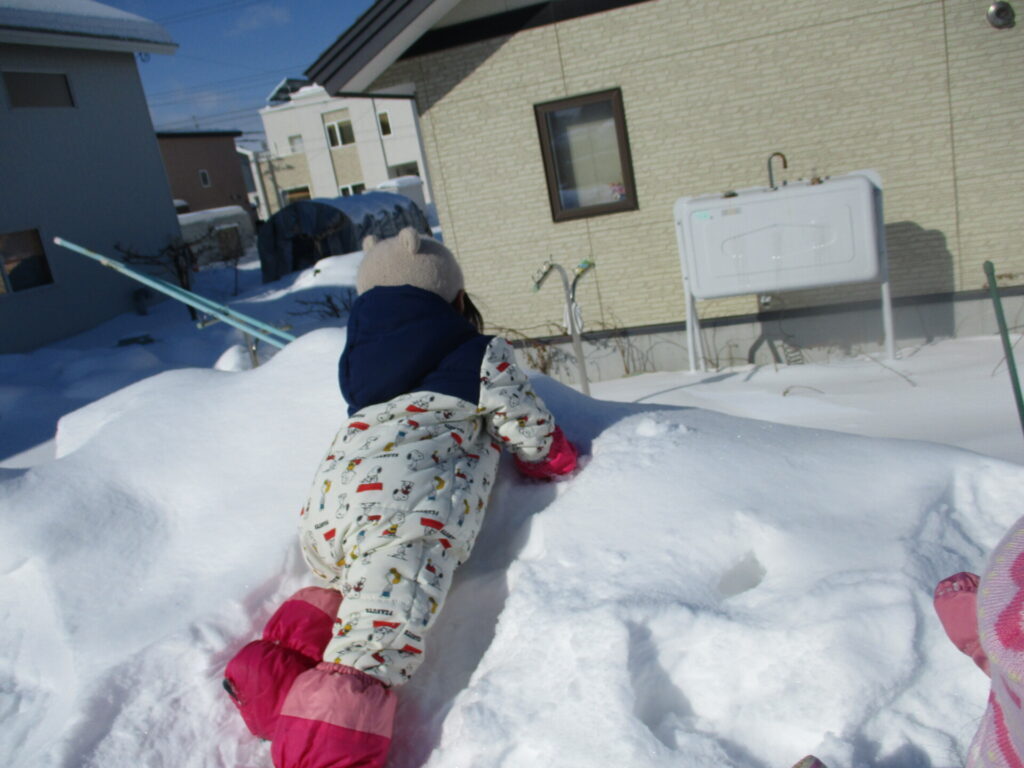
[768,152,788,190]
[532,259,594,396]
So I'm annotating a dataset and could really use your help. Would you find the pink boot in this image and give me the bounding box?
[934,571,990,675]
[224,587,343,739]
[272,663,396,768]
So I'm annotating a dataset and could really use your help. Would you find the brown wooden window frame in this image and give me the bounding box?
[534,88,639,223]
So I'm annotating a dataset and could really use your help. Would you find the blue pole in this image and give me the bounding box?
[143,268,293,343]
[53,237,295,349]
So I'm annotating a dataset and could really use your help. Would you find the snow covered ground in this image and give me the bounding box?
[1,251,1022,768]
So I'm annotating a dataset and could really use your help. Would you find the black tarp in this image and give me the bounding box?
[257,191,431,283]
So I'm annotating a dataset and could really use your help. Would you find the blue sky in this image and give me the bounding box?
[103,0,377,147]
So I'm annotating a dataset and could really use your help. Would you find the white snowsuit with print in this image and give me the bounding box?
[299,337,554,687]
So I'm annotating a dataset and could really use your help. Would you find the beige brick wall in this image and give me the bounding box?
[330,146,364,188]
[321,108,366,187]
[374,0,1024,336]
[261,153,312,215]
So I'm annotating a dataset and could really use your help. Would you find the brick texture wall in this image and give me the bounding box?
[373,0,1024,336]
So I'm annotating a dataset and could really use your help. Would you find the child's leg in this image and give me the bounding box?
[271,663,396,768]
[270,536,452,767]
[224,587,342,739]
[322,536,451,686]
[933,571,990,675]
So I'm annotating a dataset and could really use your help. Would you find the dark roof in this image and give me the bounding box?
[305,0,438,95]
[156,130,243,139]
[306,0,655,95]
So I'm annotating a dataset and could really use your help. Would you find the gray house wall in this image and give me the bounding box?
[0,43,180,353]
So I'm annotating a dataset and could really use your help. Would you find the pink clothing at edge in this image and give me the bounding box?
[937,514,1024,768]
[970,514,1024,768]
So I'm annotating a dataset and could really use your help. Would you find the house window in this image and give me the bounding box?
[534,88,638,222]
[339,183,366,197]
[326,120,355,148]
[3,71,74,108]
[198,169,211,188]
[0,229,55,294]
[377,111,392,136]
[388,161,419,178]
[282,186,311,205]
[288,134,305,154]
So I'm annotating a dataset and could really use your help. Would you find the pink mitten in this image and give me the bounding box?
[515,426,578,480]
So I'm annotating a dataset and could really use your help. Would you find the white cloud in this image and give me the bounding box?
[227,2,291,35]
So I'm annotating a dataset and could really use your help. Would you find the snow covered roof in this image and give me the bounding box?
[156,130,243,139]
[266,77,314,104]
[0,0,177,55]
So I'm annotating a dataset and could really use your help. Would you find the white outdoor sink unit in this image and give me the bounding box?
[673,169,892,370]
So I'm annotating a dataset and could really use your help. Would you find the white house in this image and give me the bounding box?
[256,80,433,217]
[0,0,179,353]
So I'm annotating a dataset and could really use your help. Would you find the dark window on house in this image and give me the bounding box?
[534,88,638,222]
[199,169,211,188]
[283,186,311,204]
[3,71,74,108]
[388,161,419,178]
[0,229,55,294]
[341,183,367,196]
[378,111,392,136]
[326,120,355,148]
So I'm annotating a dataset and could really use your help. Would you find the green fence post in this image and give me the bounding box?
[984,261,1024,439]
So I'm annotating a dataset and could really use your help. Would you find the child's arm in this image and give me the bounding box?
[478,338,577,479]
[513,425,577,479]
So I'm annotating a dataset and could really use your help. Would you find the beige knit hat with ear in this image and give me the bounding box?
[356,227,464,303]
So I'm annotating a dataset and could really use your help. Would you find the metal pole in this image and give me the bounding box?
[984,261,1024,438]
[533,260,591,396]
[880,278,896,361]
[53,238,294,349]
[57,238,293,343]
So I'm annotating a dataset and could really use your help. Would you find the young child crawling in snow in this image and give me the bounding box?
[223,227,578,767]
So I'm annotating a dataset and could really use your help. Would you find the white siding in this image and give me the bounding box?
[0,42,180,353]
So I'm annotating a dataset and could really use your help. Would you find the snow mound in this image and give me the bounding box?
[1,331,1021,767]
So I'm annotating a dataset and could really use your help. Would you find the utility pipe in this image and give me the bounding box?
[53,237,295,349]
[533,259,591,396]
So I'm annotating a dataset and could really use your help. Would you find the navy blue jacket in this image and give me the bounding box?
[339,285,493,416]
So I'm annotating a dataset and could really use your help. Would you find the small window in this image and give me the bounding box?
[326,120,355,148]
[378,111,392,136]
[0,229,55,294]
[339,183,366,197]
[288,134,304,154]
[282,186,311,204]
[388,161,419,178]
[3,71,74,108]
[198,169,211,188]
[534,88,638,222]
